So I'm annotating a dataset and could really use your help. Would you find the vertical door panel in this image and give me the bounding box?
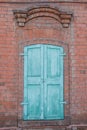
[47,47,60,77]
[27,84,41,119]
[45,84,60,119]
[24,45,44,120]
[28,47,41,77]
[44,45,64,119]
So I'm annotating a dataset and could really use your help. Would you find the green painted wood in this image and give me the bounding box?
[24,44,64,120]
[44,45,64,119]
[23,47,28,120]
[24,45,44,120]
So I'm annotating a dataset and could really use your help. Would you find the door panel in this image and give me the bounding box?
[24,45,44,120]
[45,84,60,119]
[28,47,41,77]
[23,44,64,120]
[44,45,64,119]
[27,84,41,119]
[47,47,60,77]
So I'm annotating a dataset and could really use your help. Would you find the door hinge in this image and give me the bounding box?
[60,53,66,56]
[60,101,67,104]
[19,53,27,56]
[21,102,28,105]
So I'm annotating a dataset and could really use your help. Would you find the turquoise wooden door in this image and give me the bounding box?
[23,44,64,120]
[44,45,64,119]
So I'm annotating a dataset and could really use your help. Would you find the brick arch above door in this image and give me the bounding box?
[13,5,72,28]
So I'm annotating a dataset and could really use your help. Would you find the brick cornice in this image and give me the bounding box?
[13,6,72,28]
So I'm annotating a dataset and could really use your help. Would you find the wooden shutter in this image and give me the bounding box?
[23,44,44,120]
[44,45,64,119]
[23,44,64,120]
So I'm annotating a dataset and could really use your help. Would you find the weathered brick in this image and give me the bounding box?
[0,0,87,129]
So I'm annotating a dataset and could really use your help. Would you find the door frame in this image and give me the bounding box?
[18,40,70,126]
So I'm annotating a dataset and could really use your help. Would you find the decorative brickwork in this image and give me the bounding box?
[13,6,72,28]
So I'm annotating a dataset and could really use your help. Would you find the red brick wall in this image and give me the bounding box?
[0,4,18,127]
[0,1,87,129]
[69,3,87,124]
